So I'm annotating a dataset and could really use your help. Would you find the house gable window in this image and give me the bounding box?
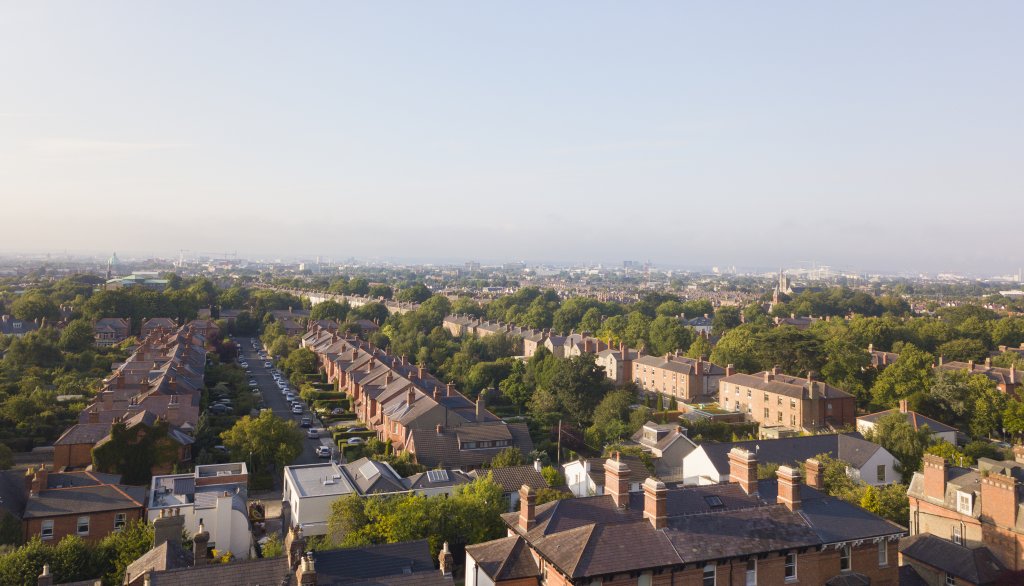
[77,516,90,536]
[41,520,54,540]
[784,552,797,581]
[839,544,852,571]
[956,491,973,515]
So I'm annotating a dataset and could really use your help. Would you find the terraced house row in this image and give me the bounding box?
[56,321,212,472]
[302,327,533,470]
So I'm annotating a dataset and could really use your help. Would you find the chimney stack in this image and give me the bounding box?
[725,364,735,377]
[298,552,317,586]
[804,458,824,489]
[439,542,454,577]
[776,466,801,512]
[447,382,455,397]
[518,484,536,532]
[642,478,668,529]
[981,472,1018,528]
[728,448,758,496]
[193,522,210,565]
[153,508,185,548]
[30,465,48,496]
[476,390,487,421]
[286,525,307,570]
[923,454,947,501]
[407,387,415,407]
[604,453,631,508]
[899,399,908,414]
[37,564,52,586]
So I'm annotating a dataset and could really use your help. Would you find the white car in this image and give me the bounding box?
[291,404,303,414]
[315,445,332,458]
[264,361,272,368]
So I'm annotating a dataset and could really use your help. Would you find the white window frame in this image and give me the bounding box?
[839,544,852,571]
[956,491,972,515]
[41,520,54,540]
[877,464,885,482]
[878,541,888,567]
[703,563,716,586]
[745,558,756,586]
[115,512,127,531]
[945,572,956,586]
[77,516,90,536]
[952,524,962,545]
[784,552,797,581]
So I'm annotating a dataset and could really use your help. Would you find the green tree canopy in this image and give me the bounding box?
[220,410,304,474]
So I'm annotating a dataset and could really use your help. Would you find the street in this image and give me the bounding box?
[235,336,326,467]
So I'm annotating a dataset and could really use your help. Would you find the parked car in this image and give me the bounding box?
[291,405,303,414]
[331,408,347,416]
[306,428,320,439]
[300,416,312,428]
[346,437,365,445]
[209,404,232,415]
[264,361,272,368]
[240,362,248,368]
[213,445,229,454]
[248,380,258,387]
[346,426,367,433]
[315,445,332,458]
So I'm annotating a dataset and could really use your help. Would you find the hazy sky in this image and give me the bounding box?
[2,2,1022,273]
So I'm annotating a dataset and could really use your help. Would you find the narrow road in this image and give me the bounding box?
[236,337,324,466]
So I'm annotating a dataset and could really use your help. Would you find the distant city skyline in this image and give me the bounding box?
[2,2,1022,273]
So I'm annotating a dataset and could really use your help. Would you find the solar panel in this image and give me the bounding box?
[426,470,449,483]
[358,461,380,481]
[172,477,195,495]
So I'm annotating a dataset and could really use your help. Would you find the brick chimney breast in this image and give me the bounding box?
[728,448,758,496]
[642,477,667,529]
[518,484,536,531]
[804,458,824,489]
[923,454,947,501]
[604,453,631,508]
[776,466,801,512]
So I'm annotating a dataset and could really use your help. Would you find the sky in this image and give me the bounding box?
[1,2,1022,274]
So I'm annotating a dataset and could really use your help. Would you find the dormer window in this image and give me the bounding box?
[956,491,973,515]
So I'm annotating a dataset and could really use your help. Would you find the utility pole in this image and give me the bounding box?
[556,419,562,465]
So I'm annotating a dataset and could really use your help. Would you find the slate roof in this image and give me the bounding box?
[721,371,853,400]
[858,409,957,434]
[900,533,1007,584]
[497,472,905,580]
[24,482,145,518]
[471,465,548,494]
[313,539,438,583]
[694,432,884,476]
[55,423,111,445]
[408,422,534,469]
[0,469,28,519]
[147,557,290,586]
[123,540,193,585]
[465,535,539,581]
[404,469,473,491]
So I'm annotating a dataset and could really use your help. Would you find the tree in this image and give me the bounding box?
[220,410,304,474]
[535,487,572,505]
[488,447,525,468]
[587,390,635,447]
[97,520,156,585]
[870,344,934,409]
[283,347,318,386]
[396,283,432,304]
[11,292,60,322]
[863,412,932,474]
[309,300,350,323]
[368,284,394,300]
[58,319,95,353]
[711,306,741,334]
[685,337,713,360]
[936,338,989,362]
[546,354,610,427]
[647,316,694,356]
[710,326,761,373]
[1003,398,1024,439]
